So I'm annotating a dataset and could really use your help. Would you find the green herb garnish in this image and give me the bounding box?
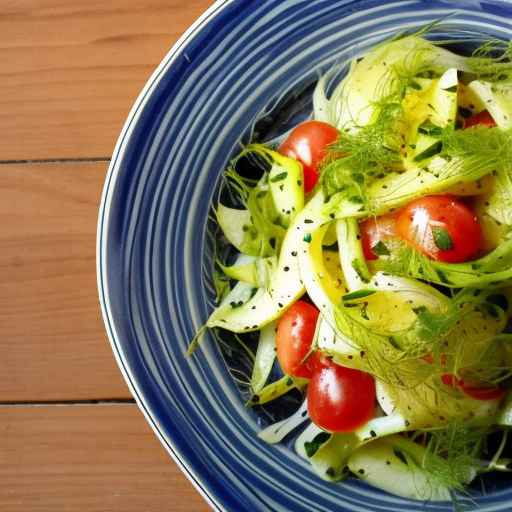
[432,226,453,250]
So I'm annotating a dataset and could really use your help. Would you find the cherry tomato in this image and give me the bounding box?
[463,110,497,129]
[307,358,375,432]
[279,120,338,193]
[396,195,482,263]
[276,300,320,378]
[360,213,398,260]
[441,373,505,401]
[441,373,459,387]
[460,383,506,401]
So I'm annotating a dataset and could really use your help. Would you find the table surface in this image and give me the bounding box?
[1,1,212,510]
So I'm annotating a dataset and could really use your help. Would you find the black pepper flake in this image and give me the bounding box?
[370,430,377,438]
[291,251,298,256]
[284,266,290,272]
[358,469,365,475]
[304,219,314,224]
[278,302,284,308]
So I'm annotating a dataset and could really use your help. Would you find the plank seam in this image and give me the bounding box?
[0,157,111,165]
[0,398,135,406]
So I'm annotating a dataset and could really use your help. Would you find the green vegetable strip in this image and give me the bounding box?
[294,412,410,482]
[250,322,277,393]
[376,242,512,288]
[247,375,307,406]
[336,218,371,291]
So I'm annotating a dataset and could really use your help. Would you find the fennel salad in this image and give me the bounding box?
[192,32,512,504]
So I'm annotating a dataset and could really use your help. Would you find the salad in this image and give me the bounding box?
[192,30,512,505]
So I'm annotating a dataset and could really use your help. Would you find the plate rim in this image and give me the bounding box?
[96,1,235,511]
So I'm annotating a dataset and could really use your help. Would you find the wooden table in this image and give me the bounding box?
[1,2,212,510]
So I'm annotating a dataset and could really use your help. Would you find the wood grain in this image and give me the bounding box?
[0,161,130,401]
[0,404,210,512]
[0,0,212,160]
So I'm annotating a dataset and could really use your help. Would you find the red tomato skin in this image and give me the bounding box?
[360,214,398,260]
[463,110,497,129]
[279,120,338,193]
[396,195,483,263]
[441,373,505,401]
[307,359,376,432]
[441,373,460,387]
[423,353,447,366]
[276,301,320,378]
[460,384,506,401]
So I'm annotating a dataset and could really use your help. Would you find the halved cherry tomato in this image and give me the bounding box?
[396,195,482,263]
[441,373,505,401]
[307,357,375,432]
[279,120,338,193]
[360,213,398,260]
[463,110,497,129]
[276,300,319,378]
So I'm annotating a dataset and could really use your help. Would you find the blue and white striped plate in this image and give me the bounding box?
[97,1,512,510]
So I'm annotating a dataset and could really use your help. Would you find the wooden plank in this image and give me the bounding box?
[0,162,130,401]
[0,404,210,511]
[0,0,211,160]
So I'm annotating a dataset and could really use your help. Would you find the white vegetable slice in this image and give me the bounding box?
[295,422,324,459]
[207,191,329,332]
[219,256,277,288]
[216,204,252,253]
[347,436,452,502]
[251,321,277,393]
[497,391,512,426]
[316,37,467,132]
[336,218,370,291]
[298,222,345,330]
[258,400,309,444]
[268,152,304,228]
[466,80,512,129]
[218,255,258,285]
[292,411,409,481]
[314,315,361,367]
[376,375,501,429]
[402,68,458,168]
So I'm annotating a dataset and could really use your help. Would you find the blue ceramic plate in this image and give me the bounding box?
[97,1,512,510]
